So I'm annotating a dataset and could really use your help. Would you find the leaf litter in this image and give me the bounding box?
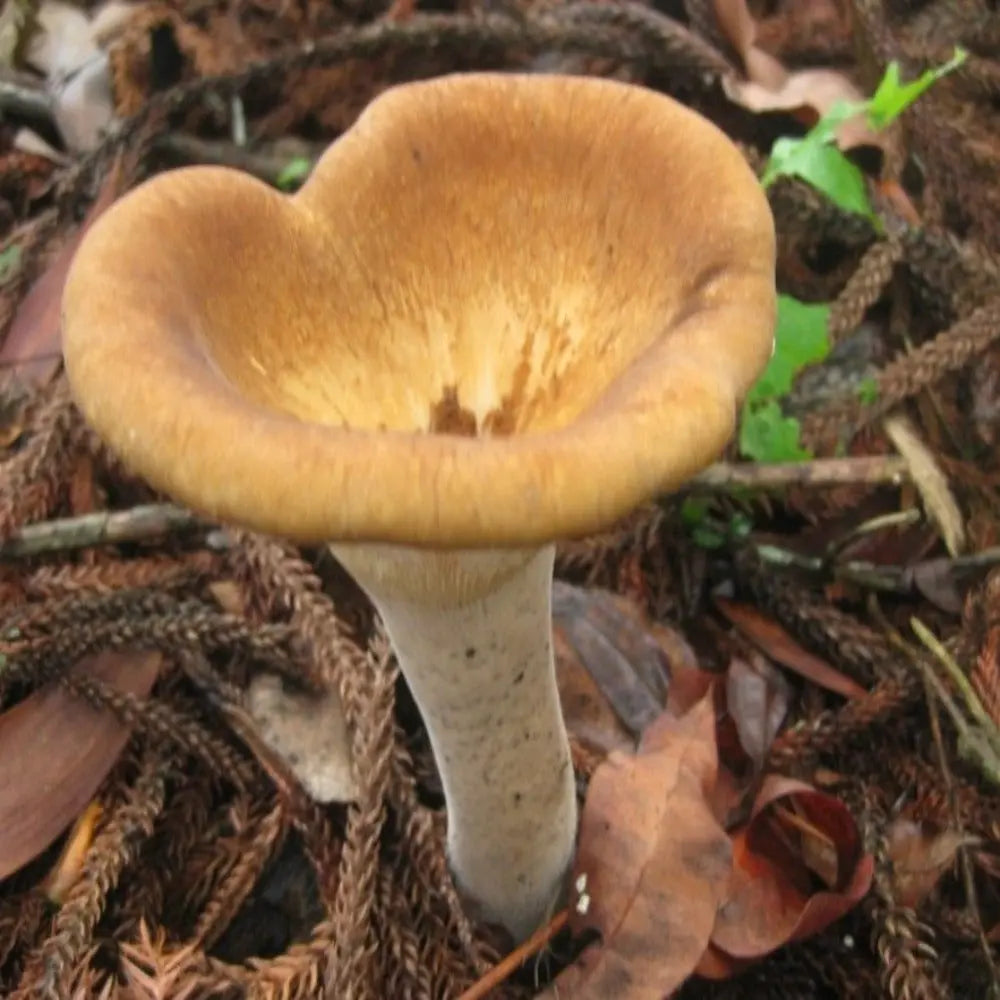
[2,0,1000,998]
[547,695,733,1000]
[0,649,162,880]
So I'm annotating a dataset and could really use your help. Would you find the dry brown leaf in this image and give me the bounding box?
[25,0,136,152]
[666,661,716,718]
[553,581,698,740]
[909,557,968,615]
[709,655,791,828]
[714,0,879,149]
[887,818,970,909]
[715,597,866,700]
[555,627,634,757]
[724,70,878,146]
[0,648,161,879]
[724,655,790,776]
[1,154,126,385]
[544,694,732,1000]
[883,414,966,558]
[711,0,783,85]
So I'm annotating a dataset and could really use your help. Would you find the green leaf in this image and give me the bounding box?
[691,524,727,550]
[761,51,964,218]
[739,401,812,463]
[738,296,827,461]
[867,48,968,130]
[739,296,828,461]
[275,157,313,192]
[680,496,710,528]
[746,295,831,405]
[808,99,869,144]
[856,376,880,405]
[763,137,874,218]
[681,498,725,549]
[681,499,755,549]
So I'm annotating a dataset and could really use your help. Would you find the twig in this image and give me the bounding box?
[684,455,908,492]
[910,618,999,737]
[879,614,1000,788]
[756,542,1000,596]
[0,503,205,558]
[456,908,569,1000]
[824,508,922,561]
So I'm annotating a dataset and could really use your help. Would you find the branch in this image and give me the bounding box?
[685,454,908,492]
[0,503,206,558]
[456,908,568,1000]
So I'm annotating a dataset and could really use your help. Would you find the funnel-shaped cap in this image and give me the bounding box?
[63,73,776,548]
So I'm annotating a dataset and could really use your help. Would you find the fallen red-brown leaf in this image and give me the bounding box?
[716,597,867,700]
[712,654,791,827]
[544,690,872,997]
[887,817,970,910]
[553,581,700,754]
[0,649,162,879]
[1,153,128,386]
[703,775,874,975]
[545,694,732,1000]
[714,0,880,149]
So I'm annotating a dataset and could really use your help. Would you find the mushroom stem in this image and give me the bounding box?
[331,543,577,941]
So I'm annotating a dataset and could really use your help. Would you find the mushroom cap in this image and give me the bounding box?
[62,72,776,548]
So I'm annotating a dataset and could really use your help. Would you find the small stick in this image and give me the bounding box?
[824,508,922,561]
[456,908,569,1000]
[684,454,908,492]
[911,617,1000,740]
[756,542,1000,596]
[876,607,1000,787]
[0,503,205,558]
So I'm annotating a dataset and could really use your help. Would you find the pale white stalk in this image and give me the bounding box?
[332,543,577,942]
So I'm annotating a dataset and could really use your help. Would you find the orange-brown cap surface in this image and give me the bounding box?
[62,72,776,548]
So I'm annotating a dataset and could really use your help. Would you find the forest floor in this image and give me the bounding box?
[2,0,1000,997]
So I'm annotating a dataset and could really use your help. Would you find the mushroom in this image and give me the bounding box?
[61,72,776,941]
